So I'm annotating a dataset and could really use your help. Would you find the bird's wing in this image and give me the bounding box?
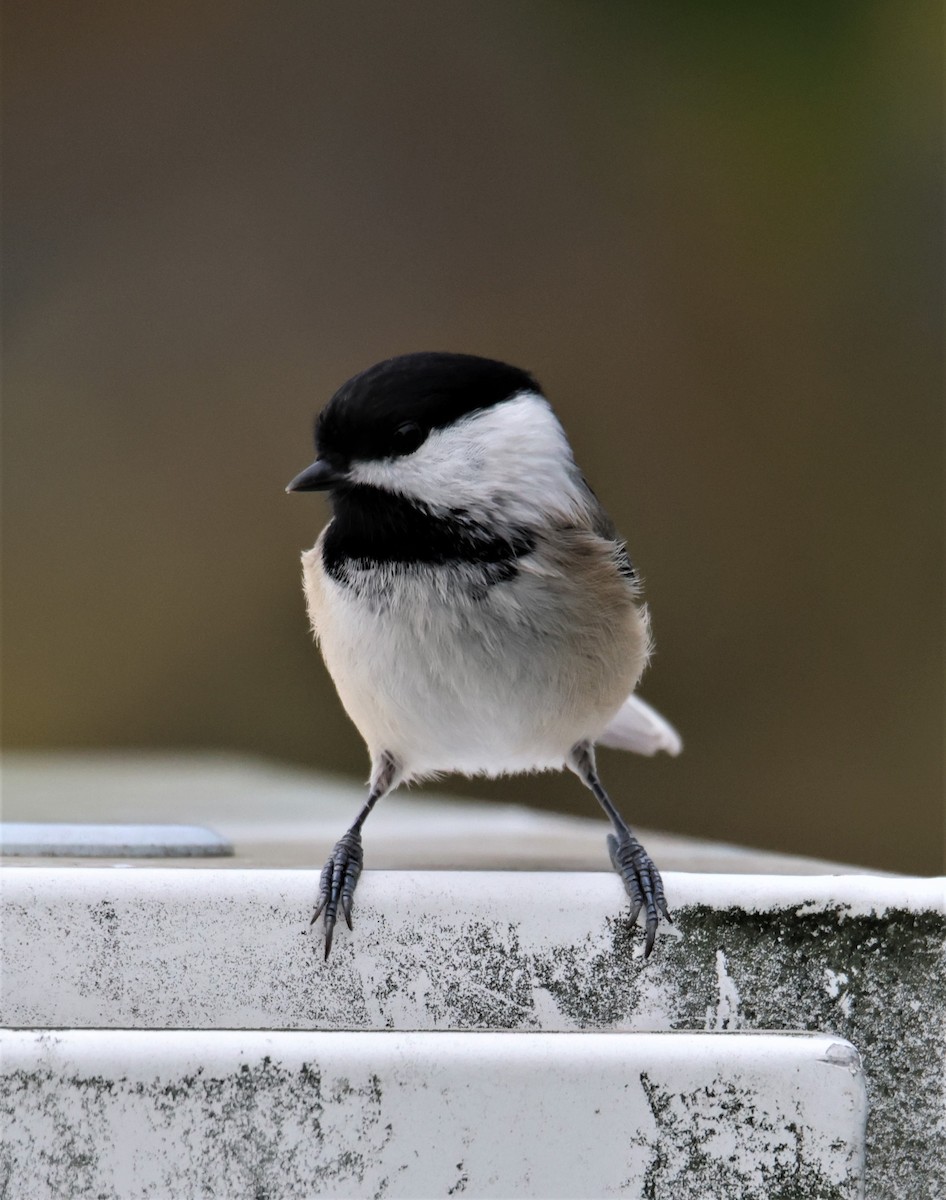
[598,694,682,756]
[571,473,640,585]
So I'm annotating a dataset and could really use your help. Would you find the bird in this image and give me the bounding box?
[286,352,681,960]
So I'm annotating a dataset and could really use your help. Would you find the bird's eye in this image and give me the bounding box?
[393,421,425,456]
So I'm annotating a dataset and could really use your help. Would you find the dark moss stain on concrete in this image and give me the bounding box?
[532,915,651,1026]
[668,904,944,1200]
[1,1068,104,1199]
[360,915,538,1029]
[527,903,943,1200]
[0,1057,389,1198]
[447,1159,469,1194]
[425,920,535,1027]
[81,900,124,1007]
[282,898,940,1199]
[634,1071,857,1200]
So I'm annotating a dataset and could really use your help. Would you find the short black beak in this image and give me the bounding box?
[285,458,345,493]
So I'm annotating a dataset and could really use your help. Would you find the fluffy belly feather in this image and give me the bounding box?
[302,537,648,780]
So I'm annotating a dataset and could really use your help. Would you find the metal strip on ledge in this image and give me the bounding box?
[0,822,233,858]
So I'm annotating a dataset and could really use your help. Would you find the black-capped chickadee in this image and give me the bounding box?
[287,353,681,959]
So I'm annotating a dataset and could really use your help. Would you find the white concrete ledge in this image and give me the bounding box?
[1,1029,866,1199]
[1,868,943,1198]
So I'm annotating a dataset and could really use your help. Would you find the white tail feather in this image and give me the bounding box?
[598,694,682,757]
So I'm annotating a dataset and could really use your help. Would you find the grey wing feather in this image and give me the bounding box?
[577,474,638,583]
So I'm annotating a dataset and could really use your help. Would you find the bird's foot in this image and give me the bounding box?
[607,832,672,957]
[311,827,364,959]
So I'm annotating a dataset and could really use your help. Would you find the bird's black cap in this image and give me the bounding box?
[314,352,540,465]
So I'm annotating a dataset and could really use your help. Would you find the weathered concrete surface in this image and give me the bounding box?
[1,869,942,1197]
[0,1029,866,1199]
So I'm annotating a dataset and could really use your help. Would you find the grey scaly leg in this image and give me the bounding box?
[569,741,671,957]
[312,751,400,959]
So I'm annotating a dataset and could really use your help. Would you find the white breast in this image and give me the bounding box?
[302,532,649,782]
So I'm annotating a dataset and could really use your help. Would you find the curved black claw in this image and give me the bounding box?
[311,828,364,959]
[607,833,672,957]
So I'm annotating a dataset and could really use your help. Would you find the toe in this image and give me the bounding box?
[608,833,669,954]
[643,911,658,957]
[311,830,366,956]
[323,914,336,960]
[311,858,334,923]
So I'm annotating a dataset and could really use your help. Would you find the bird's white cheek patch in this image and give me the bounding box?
[348,392,587,524]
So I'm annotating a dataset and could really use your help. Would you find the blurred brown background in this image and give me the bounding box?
[3,1,943,872]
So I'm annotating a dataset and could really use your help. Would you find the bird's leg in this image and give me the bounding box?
[568,741,671,957]
[312,750,400,960]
